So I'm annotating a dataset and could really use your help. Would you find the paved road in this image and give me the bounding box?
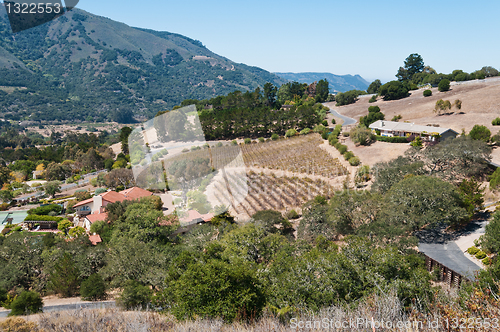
[0,301,116,318]
[324,104,357,126]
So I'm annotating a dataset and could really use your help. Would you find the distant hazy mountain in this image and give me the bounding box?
[0,7,285,123]
[274,72,369,93]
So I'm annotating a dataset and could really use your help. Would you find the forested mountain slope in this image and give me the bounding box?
[0,7,285,123]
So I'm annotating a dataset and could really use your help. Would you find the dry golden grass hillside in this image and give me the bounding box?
[325,77,500,134]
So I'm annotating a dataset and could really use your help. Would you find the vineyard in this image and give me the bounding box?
[207,170,338,218]
[160,133,346,178]
[240,134,346,177]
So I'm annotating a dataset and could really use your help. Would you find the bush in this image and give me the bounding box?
[337,144,348,154]
[375,135,409,143]
[271,133,279,140]
[300,128,311,135]
[369,95,377,103]
[286,209,299,220]
[117,280,153,310]
[467,246,480,255]
[482,257,492,265]
[475,251,487,260]
[231,140,238,145]
[322,120,328,126]
[349,156,361,166]
[350,126,375,146]
[258,137,265,143]
[469,125,491,142]
[423,89,432,97]
[94,188,107,195]
[285,129,297,137]
[331,118,336,124]
[438,79,450,92]
[493,118,500,126]
[344,151,354,160]
[244,138,252,144]
[8,291,43,316]
[81,274,107,301]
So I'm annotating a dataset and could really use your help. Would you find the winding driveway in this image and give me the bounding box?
[323,104,356,126]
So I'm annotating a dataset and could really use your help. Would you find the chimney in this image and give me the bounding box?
[381,121,384,127]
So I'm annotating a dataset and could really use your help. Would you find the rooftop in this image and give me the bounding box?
[369,120,458,135]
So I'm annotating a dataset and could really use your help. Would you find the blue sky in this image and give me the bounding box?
[28,1,500,82]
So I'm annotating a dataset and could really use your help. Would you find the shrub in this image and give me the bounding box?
[286,209,299,220]
[285,129,297,138]
[258,137,265,143]
[8,291,43,316]
[492,118,500,126]
[94,188,107,195]
[475,251,487,260]
[467,246,480,255]
[331,118,336,124]
[244,138,252,144]
[322,120,328,126]
[81,274,107,301]
[423,89,432,97]
[271,133,279,140]
[391,115,402,122]
[438,79,450,92]
[350,126,375,146]
[369,95,377,103]
[482,257,492,265]
[349,156,361,166]
[117,280,153,310]
[12,226,22,232]
[344,151,354,160]
[328,135,338,146]
[375,135,409,143]
[469,125,491,142]
[313,124,326,133]
[337,144,348,154]
[231,140,238,145]
[300,128,311,135]
[0,286,7,303]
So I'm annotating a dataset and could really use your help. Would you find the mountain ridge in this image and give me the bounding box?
[274,72,369,92]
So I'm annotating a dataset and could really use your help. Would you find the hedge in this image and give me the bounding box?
[24,215,64,222]
[27,204,62,216]
[375,135,409,143]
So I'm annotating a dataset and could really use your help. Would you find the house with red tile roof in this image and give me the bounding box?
[83,212,108,231]
[74,187,153,217]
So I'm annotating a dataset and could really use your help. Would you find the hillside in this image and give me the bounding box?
[325,77,500,134]
[274,72,369,92]
[0,7,285,123]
